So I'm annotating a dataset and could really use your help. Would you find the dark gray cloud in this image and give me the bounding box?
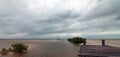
[0,0,120,39]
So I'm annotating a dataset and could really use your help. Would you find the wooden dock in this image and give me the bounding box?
[78,45,120,57]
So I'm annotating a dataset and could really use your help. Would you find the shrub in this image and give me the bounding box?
[8,47,13,52]
[2,48,6,51]
[68,37,86,44]
[1,48,8,55]
[11,43,28,53]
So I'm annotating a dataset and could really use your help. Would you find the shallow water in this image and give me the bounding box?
[86,39,120,47]
[0,39,119,57]
[0,40,80,57]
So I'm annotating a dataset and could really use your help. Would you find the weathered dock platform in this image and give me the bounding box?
[78,45,120,57]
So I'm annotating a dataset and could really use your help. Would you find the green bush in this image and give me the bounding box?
[68,37,86,44]
[1,48,8,55]
[2,48,6,51]
[11,43,28,53]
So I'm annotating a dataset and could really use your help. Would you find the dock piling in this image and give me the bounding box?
[102,39,105,46]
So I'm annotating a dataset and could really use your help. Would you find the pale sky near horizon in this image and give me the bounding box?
[0,0,120,39]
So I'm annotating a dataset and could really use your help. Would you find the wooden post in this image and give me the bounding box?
[83,39,86,45]
[102,39,105,46]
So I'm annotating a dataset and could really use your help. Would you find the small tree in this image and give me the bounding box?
[11,43,28,53]
[68,37,86,44]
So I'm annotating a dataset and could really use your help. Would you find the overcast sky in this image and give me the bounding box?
[0,0,120,39]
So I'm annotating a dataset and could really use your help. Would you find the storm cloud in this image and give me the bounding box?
[0,0,120,39]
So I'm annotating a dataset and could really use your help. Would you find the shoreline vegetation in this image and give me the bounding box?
[0,43,28,55]
[67,37,86,45]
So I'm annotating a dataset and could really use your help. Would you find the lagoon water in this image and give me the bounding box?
[0,39,119,57]
[0,40,80,57]
[86,39,120,47]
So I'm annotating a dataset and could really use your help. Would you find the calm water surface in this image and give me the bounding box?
[0,40,80,57]
[86,39,120,47]
[0,39,120,57]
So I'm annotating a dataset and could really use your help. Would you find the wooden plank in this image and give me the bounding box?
[78,45,120,57]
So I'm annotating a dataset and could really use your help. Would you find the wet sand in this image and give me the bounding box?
[0,40,80,57]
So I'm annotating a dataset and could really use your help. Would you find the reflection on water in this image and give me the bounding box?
[0,40,80,57]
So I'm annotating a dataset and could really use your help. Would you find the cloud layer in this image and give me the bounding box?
[0,0,120,39]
